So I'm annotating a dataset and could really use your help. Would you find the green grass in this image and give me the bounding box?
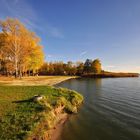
[0,86,83,140]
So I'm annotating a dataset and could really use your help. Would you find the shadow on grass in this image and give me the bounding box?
[12,95,42,104]
[12,98,34,103]
[12,97,45,112]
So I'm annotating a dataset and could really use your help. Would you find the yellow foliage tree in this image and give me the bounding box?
[91,59,102,74]
[0,18,44,77]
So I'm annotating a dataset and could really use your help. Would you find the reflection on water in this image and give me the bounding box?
[56,78,140,140]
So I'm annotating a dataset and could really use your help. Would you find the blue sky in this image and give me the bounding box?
[0,0,140,72]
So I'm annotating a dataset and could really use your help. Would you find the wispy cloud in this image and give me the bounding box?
[105,65,116,68]
[0,0,64,39]
[46,24,64,39]
[0,0,37,28]
[46,54,53,58]
[80,51,87,56]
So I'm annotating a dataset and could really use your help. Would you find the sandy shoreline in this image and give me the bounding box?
[48,113,69,140]
[0,76,78,86]
[29,112,70,140]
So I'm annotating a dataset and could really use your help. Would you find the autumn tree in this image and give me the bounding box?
[0,33,3,72]
[83,59,92,73]
[76,62,84,75]
[64,61,77,75]
[39,62,49,75]
[48,62,55,75]
[26,45,44,76]
[91,59,102,74]
[53,61,65,75]
[65,61,72,75]
[0,18,44,77]
[0,33,11,75]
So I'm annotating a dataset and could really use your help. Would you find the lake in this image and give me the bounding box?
[56,78,140,140]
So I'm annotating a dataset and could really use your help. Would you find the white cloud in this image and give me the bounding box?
[46,54,53,58]
[80,51,87,56]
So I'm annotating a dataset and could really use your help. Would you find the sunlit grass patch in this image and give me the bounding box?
[0,85,83,140]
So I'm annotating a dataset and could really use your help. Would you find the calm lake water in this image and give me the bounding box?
[56,78,140,140]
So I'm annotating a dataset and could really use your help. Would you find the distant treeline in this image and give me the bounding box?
[39,59,102,76]
[38,59,139,77]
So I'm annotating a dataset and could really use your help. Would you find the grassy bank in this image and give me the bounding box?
[82,72,139,78]
[0,86,83,140]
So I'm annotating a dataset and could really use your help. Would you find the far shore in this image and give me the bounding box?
[82,72,139,78]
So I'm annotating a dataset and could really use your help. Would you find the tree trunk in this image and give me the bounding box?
[28,70,30,76]
[19,65,22,79]
[14,55,18,78]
